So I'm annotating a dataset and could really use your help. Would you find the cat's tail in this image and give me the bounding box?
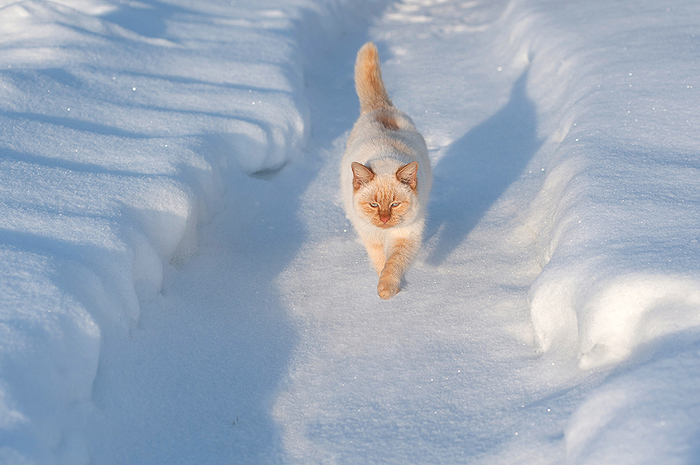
[355,42,393,114]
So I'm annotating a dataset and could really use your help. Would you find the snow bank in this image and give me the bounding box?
[496,1,700,461]
[0,0,323,461]
[503,0,700,369]
[0,248,99,465]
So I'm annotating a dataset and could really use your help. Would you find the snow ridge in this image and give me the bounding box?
[507,0,700,369]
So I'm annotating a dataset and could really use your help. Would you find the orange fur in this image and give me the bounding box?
[354,173,413,229]
[377,236,419,300]
[355,43,393,114]
[376,109,399,130]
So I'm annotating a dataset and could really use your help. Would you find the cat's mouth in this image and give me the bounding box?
[376,219,397,229]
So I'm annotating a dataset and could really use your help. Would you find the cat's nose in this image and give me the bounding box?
[380,215,390,223]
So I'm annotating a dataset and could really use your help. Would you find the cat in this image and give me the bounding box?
[341,42,432,300]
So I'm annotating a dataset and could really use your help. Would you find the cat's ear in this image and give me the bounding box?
[396,162,418,190]
[352,162,374,190]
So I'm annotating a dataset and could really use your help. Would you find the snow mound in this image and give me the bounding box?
[510,0,700,368]
[0,0,315,461]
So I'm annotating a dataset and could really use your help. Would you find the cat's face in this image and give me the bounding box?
[352,162,418,229]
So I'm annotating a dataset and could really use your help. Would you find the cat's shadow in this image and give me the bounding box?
[425,69,541,265]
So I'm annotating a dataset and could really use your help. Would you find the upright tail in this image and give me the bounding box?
[355,42,393,114]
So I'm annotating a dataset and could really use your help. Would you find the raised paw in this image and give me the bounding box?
[377,276,400,300]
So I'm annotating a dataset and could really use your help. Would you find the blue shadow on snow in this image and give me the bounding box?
[426,70,541,265]
[101,0,195,38]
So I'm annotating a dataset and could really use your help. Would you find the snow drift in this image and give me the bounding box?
[511,0,700,369]
[0,0,315,461]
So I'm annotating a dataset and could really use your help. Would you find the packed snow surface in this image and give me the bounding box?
[1,0,699,463]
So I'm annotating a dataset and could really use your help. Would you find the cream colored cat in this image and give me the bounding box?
[341,42,432,300]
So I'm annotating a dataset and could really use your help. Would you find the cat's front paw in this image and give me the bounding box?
[377,277,400,300]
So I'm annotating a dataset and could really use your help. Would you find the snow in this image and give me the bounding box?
[0,0,699,463]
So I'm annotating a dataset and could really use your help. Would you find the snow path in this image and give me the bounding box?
[275,2,594,463]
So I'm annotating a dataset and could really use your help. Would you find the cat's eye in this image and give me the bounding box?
[369,203,378,208]
[391,202,400,208]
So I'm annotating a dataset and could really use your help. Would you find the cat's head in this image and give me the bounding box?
[351,161,419,229]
